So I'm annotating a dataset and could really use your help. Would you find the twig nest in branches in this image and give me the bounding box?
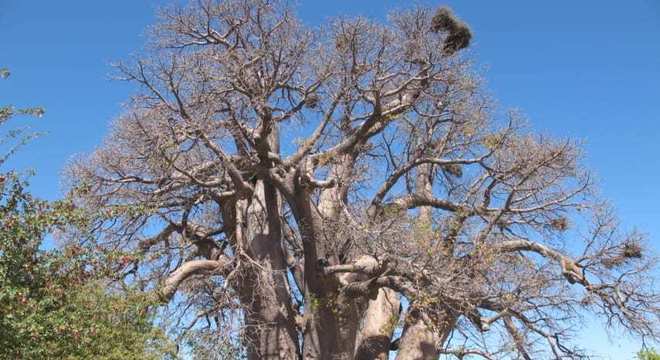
[443,25,472,55]
[442,163,463,177]
[549,217,569,232]
[622,241,643,259]
[431,7,472,55]
[335,34,350,52]
[482,133,504,150]
[601,242,642,269]
[304,93,320,109]
[431,8,456,33]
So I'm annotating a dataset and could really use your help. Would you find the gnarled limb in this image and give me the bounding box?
[159,258,232,301]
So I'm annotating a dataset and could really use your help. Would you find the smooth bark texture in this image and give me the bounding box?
[240,181,300,359]
[354,288,400,360]
[395,309,455,360]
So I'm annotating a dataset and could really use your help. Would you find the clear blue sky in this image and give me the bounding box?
[1,1,658,358]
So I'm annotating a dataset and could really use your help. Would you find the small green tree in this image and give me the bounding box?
[0,70,174,359]
[638,348,660,360]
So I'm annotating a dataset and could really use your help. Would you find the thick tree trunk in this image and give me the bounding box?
[240,269,300,360]
[395,308,455,360]
[305,153,369,360]
[286,188,340,359]
[240,181,300,360]
[302,295,352,359]
[283,180,362,359]
[354,288,400,360]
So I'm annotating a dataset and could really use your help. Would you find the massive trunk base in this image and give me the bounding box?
[395,308,455,360]
[241,181,301,360]
[354,288,401,360]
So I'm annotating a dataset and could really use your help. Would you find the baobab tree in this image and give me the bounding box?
[67,1,658,359]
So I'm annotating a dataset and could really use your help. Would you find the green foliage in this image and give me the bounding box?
[0,70,174,359]
[0,174,174,359]
[638,348,660,360]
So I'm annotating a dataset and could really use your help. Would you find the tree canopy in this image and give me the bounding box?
[23,0,659,359]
